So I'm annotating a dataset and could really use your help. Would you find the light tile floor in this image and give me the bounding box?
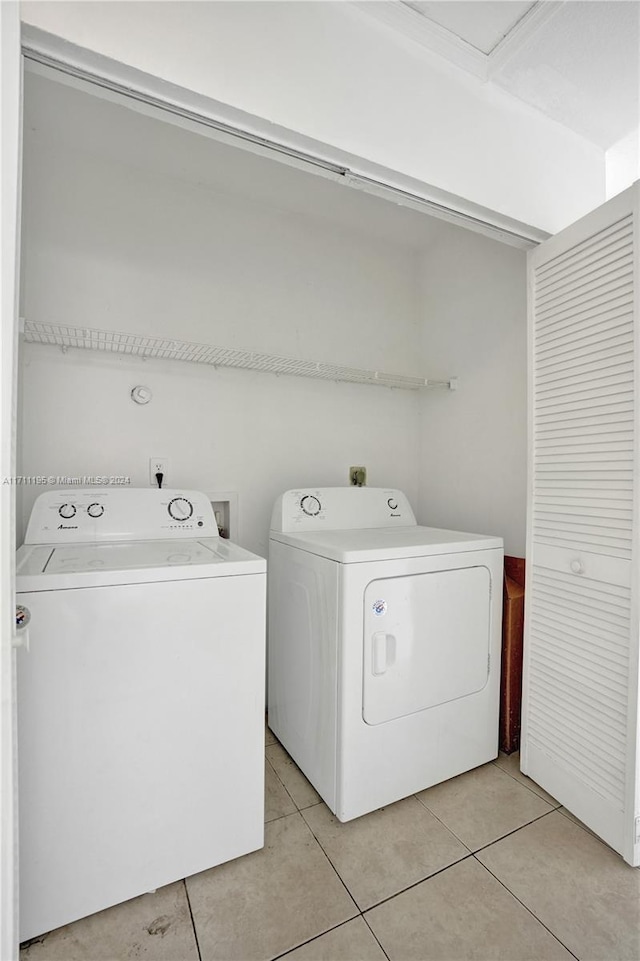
[21,726,640,961]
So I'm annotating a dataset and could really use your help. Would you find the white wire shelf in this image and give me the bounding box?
[21,321,458,392]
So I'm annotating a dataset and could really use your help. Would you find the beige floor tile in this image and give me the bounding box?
[20,881,198,961]
[280,918,388,961]
[302,797,468,910]
[477,811,640,961]
[557,805,599,839]
[266,740,321,810]
[417,762,554,851]
[494,752,560,806]
[265,758,296,822]
[265,720,277,747]
[186,811,358,961]
[366,857,574,961]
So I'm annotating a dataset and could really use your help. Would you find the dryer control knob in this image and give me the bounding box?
[301,495,321,516]
[58,503,76,519]
[168,497,194,521]
[87,503,105,518]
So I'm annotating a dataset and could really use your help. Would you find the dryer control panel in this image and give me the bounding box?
[24,488,219,544]
[271,488,417,532]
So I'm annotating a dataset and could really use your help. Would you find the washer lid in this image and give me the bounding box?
[44,539,223,574]
[16,537,266,590]
[269,525,503,563]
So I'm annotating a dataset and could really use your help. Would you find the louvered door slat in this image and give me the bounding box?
[536,305,633,344]
[535,277,634,323]
[536,231,633,293]
[536,384,633,408]
[537,355,633,385]
[535,215,633,280]
[536,503,632,519]
[536,316,633,353]
[529,659,629,726]
[524,188,639,864]
[536,419,633,437]
[536,336,633,374]
[536,261,634,313]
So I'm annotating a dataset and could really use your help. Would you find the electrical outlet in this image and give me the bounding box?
[349,466,367,487]
[150,458,168,488]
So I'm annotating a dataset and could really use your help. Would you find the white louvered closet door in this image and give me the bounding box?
[522,183,640,866]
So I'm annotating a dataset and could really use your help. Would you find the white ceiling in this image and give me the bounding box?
[403,1,537,55]
[492,1,639,148]
[363,1,639,150]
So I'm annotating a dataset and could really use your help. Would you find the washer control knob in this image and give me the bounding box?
[570,559,584,575]
[301,495,321,516]
[168,497,194,521]
[58,503,76,519]
[87,503,105,518]
[387,498,398,510]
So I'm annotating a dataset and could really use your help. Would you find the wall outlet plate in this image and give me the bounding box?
[349,466,367,487]
[150,458,168,487]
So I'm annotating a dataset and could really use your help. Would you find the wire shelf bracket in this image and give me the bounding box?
[20,320,458,392]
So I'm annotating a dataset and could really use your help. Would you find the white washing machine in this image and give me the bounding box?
[16,488,266,942]
[268,487,503,822]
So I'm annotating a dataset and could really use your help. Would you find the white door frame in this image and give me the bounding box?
[0,2,22,958]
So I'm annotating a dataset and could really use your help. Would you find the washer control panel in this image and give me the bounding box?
[271,488,416,532]
[24,489,219,544]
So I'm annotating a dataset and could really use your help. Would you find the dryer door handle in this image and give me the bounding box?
[371,632,396,676]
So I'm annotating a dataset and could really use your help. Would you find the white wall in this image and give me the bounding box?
[21,141,421,374]
[18,137,422,552]
[606,129,640,200]
[19,76,529,559]
[417,225,527,556]
[20,0,605,234]
[19,345,420,556]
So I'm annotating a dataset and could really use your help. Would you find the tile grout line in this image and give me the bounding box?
[554,806,613,849]
[412,792,474,852]
[265,801,323,827]
[492,757,625,853]
[297,809,363,914]
[359,851,476,913]
[349,810,565,916]
[471,806,560,856]
[360,911,392,960]
[297,796,484,917]
[182,878,203,961]
[267,808,366,961]
[270,917,375,961]
[474,856,580,961]
[265,746,321,814]
[265,752,300,814]
[491,758,563,808]
[266,735,366,933]
[415,787,560,859]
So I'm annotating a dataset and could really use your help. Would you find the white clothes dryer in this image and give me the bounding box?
[268,487,503,822]
[16,488,266,942]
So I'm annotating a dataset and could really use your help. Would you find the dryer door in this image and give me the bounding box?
[363,566,491,725]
